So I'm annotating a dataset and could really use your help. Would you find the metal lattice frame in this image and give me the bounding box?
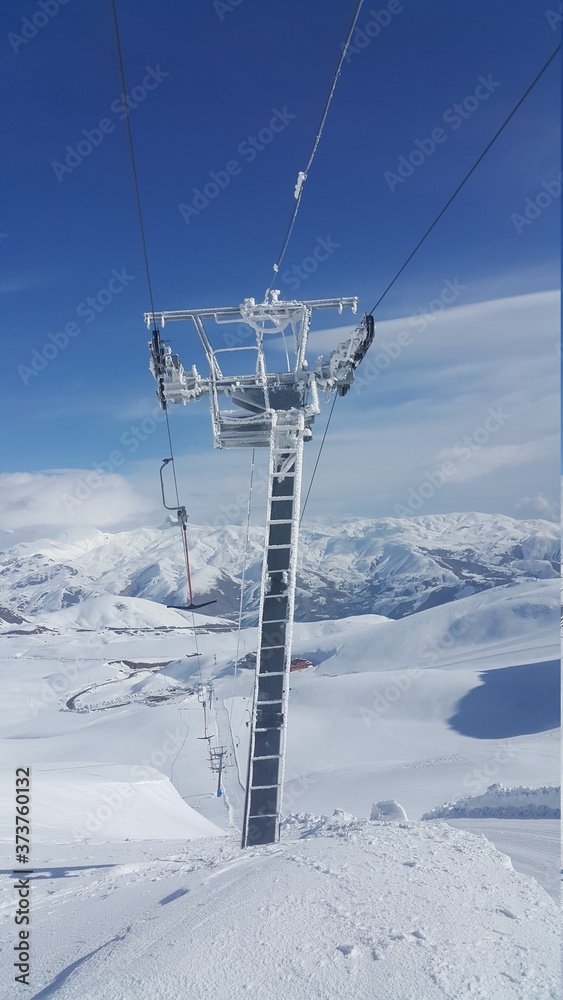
[147,291,374,847]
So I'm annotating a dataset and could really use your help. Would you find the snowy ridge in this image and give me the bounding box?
[0,511,559,622]
[290,578,558,676]
[421,783,561,820]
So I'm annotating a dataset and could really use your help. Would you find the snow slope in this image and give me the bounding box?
[0,764,224,841]
[0,577,557,835]
[27,595,230,632]
[0,562,559,995]
[0,814,558,999]
[252,580,560,826]
[0,511,558,620]
[443,819,560,901]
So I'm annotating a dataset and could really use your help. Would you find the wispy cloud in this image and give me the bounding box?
[515,493,559,522]
[436,437,557,484]
[0,271,57,296]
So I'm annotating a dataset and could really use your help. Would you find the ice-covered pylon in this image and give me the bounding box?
[147,291,374,847]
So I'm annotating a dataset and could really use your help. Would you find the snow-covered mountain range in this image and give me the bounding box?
[0,511,558,623]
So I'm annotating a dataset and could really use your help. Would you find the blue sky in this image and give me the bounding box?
[1,0,560,529]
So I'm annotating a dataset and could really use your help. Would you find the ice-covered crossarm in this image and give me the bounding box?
[146,295,367,438]
[149,333,206,408]
[313,314,375,396]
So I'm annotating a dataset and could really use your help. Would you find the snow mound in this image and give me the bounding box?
[32,595,228,631]
[370,799,409,821]
[421,783,561,820]
[15,815,559,999]
[0,764,224,842]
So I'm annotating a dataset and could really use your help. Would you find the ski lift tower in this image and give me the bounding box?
[146,290,374,848]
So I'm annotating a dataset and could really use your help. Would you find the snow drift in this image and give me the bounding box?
[421,783,561,820]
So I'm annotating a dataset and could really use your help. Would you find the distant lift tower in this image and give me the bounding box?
[146,291,374,847]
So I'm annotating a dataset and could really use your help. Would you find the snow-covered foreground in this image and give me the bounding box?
[0,574,559,996]
[0,814,559,1000]
[443,819,560,902]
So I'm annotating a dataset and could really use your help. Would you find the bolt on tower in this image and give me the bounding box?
[147,290,374,847]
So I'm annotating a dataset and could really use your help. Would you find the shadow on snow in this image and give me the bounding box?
[448,659,560,739]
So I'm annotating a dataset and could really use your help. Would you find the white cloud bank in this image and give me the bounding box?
[1,290,560,530]
[0,471,157,532]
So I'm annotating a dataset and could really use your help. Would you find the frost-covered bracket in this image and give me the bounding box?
[146,292,375,847]
[146,292,374,448]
